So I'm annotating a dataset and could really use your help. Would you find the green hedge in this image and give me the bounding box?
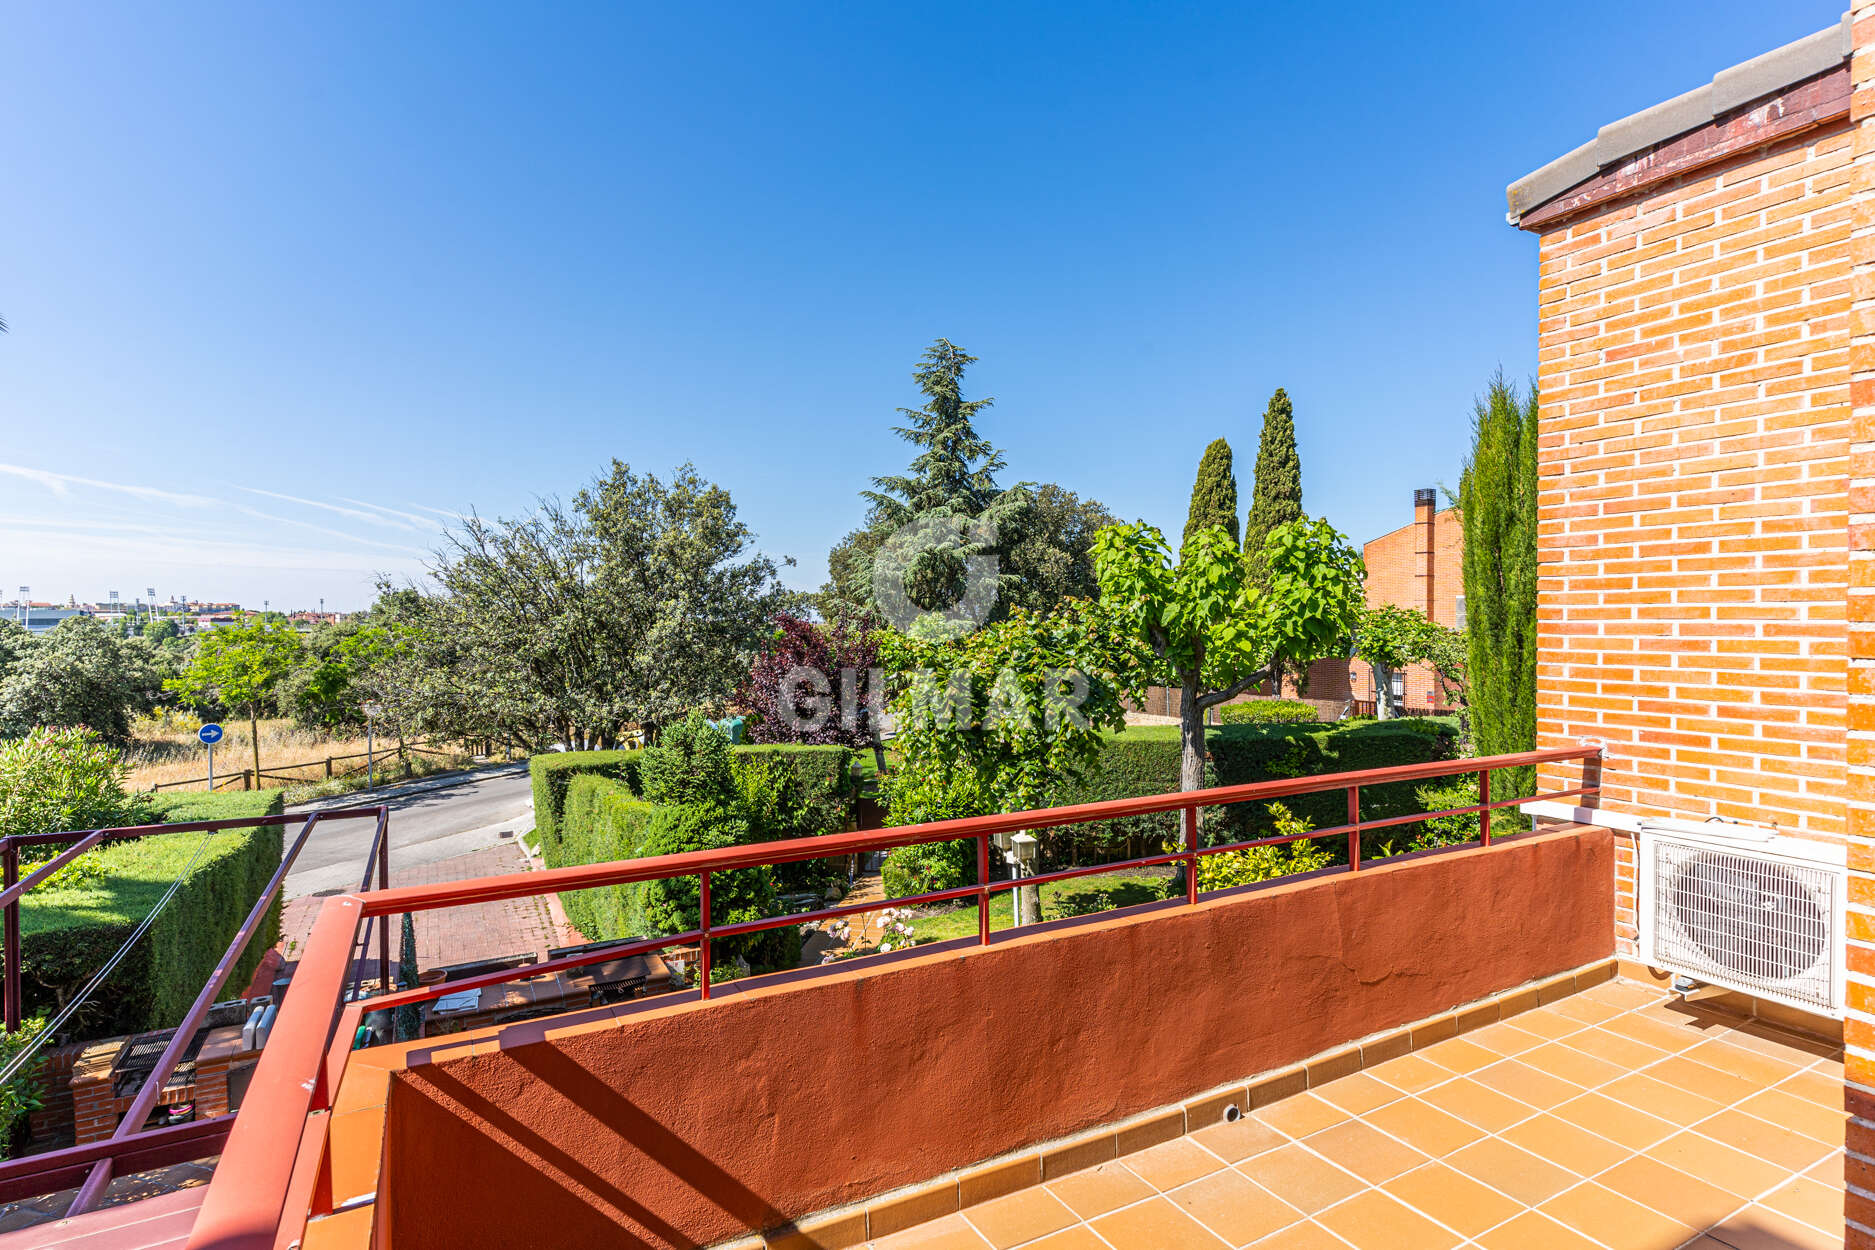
[17,789,286,1042]
[530,745,855,857]
[557,775,660,942]
[1037,720,1460,869]
[1218,699,1319,725]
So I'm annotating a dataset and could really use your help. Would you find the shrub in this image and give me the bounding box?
[0,727,139,849]
[882,838,976,899]
[528,750,640,855]
[1404,775,1480,852]
[731,744,856,837]
[555,776,660,941]
[20,788,285,1041]
[1193,802,1333,890]
[1043,727,1190,866]
[641,713,738,808]
[1218,699,1319,725]
[0,1017,47,1159]
[738,611,881,749]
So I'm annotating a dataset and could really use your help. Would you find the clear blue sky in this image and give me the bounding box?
[0,1,1844,611]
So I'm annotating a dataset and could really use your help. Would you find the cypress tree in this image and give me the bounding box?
[1244,387,1303,580]
[1459,372,1539,797]
[862,339,1005,524]
[1182,438,1239,548]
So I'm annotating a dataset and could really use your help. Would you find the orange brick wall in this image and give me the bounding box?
[1847,5,1875,1244]
[1530,119,1854,967]
[1350,498,1465,710]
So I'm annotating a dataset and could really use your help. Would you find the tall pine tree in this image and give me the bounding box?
[1182,438,1239,548]
[1459,372,1538,798]
[1244,387,1303,581]
[862,339,1005,523]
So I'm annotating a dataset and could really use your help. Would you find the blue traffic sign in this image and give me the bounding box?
[198,723,224,745]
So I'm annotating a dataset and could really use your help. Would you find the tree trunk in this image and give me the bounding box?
[1179,678,1206,792]
[1370,663,1395,719]
[249,707,262,782]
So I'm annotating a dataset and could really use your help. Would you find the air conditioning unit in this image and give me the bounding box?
[1637,822,1845,1019]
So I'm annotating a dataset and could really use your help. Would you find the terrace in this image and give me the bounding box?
[0,741,1848,1250]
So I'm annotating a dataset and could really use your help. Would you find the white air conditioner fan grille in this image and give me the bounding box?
[1648,839,1834,1014]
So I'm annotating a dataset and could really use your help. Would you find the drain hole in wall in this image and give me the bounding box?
[1220,1104,1242,1124]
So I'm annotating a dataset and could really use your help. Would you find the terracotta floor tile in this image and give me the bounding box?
[1313,1190,1461,1250]
[1359,1097,1486,1157]
[1470,1210,1605,1250]
[1535,1181,1696,1250]
[1245,1221,1348,1250]
[1014,1230,1104,1250]
[1578,979,1663,1011]
[1703,1204,1845,1250]
[1378,1162,1522,1238]
[1759,1174,1844,1235]
[1416,1077,1538,1133]
[1299,1119,1429,1183]
[1618,1008,1723,1053]
[1735,1088,1846,1146]
[1776,1067,1845,1108]
[1644,1053,1765,1108]
[1088,1195,1229,1250]
[1416,1037,1498,1075]
[1465,1021,1547,1057]
[1596,1154,1744,1229]
[1125,1138,1225,1192]
[1685,1035,1806,1085]
[1559,1025,1672,1069]
[870,1213,992,1250]
[1364,1053,1451,1095]
[1549,1092,1676,1151]
[1498,1114,1630,1178]
[1648,1129,1802,1199]
[1691,1110,1840,1176]
[1548,993,1630,1026]
[1167,1169,1301,1247]
[963,1186,1078,1249]
[1189,1115,1286,1163]
[1046,1162,1153,1219]
[1500,1007,1588,1042]
[1237,1145,1365,1214]
[1804,1154,1843,1190]
[1725,1020,1841,1063]
[1313,1072,1402,1117]
[1444,1137,1580,1206]
[1256,1094,1350,1140]
[1597,1071,1728,1126]
[1518,1040,1625,1090]
[1470,1058,1586,1109]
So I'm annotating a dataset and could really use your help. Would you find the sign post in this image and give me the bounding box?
[198,722,224,790]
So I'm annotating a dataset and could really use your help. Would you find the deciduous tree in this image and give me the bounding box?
[0,618,164,742]
[166,619,304,780]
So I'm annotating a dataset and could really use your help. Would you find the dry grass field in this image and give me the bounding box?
[123,714,480,792]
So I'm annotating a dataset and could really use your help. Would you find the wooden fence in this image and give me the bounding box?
[145,739,512,793]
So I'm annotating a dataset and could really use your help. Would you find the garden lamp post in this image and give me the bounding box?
[363,701,383,789]
[1011,834,1041,927]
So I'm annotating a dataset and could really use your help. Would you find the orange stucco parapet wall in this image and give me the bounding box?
[377,826,1614,1250]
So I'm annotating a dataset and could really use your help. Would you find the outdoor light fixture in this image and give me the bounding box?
[1010,833,1038,866]
[991,830,1013,854]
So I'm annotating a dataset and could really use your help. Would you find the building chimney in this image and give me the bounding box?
[1414,488,1436,618]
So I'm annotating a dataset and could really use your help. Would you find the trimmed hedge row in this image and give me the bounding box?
[18,789,286,1041]
[1041,720,1461,867]
[530,745,855,857]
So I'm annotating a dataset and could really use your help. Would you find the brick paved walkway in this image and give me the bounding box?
[276,840,580,980]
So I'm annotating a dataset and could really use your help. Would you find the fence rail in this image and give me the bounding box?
[177,742,1603,1250]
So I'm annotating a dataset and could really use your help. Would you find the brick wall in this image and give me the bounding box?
[1350,496,1465,710]
[1526,115,1854,963]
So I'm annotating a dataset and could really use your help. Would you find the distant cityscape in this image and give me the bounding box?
[1,591,349,634]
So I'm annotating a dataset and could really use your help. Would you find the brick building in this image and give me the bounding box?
[1506,9,1867,1241]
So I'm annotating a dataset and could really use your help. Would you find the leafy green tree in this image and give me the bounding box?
[1094,519,1364,794]
[0,727,138,841]
[166,619,304,780]
[0,622,31,684]
[143,619,181,646]
[409,461,791,750]
[1352,605,1463,719]
[1460,372,1538,796]
[1244,388,1304,582]
[1001,484,1120,615]
[0,618,163,742]
[1183,438,1239,548]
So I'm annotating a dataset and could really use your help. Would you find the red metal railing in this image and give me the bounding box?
[175,743,1600,1250]
[0,806,391,1221]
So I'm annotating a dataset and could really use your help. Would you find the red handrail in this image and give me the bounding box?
[185,744,1600,1250]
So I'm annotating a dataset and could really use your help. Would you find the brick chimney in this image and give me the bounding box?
[1414,488,1436,619]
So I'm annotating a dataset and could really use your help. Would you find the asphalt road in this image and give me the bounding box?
[282,763,535,899]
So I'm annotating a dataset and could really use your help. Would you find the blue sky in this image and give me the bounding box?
[0,1,1844,611]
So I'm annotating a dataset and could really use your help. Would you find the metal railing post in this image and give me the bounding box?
[3,841,17,1034]
[1347,786,1361,872]
[1182,804,1199,905]
[1479,769,1492,847]
[377,831,391,991]
[977,834,991,945]
[698,871,713,1000]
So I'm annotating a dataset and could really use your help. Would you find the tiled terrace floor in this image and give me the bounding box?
[872,980,1846,1250]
